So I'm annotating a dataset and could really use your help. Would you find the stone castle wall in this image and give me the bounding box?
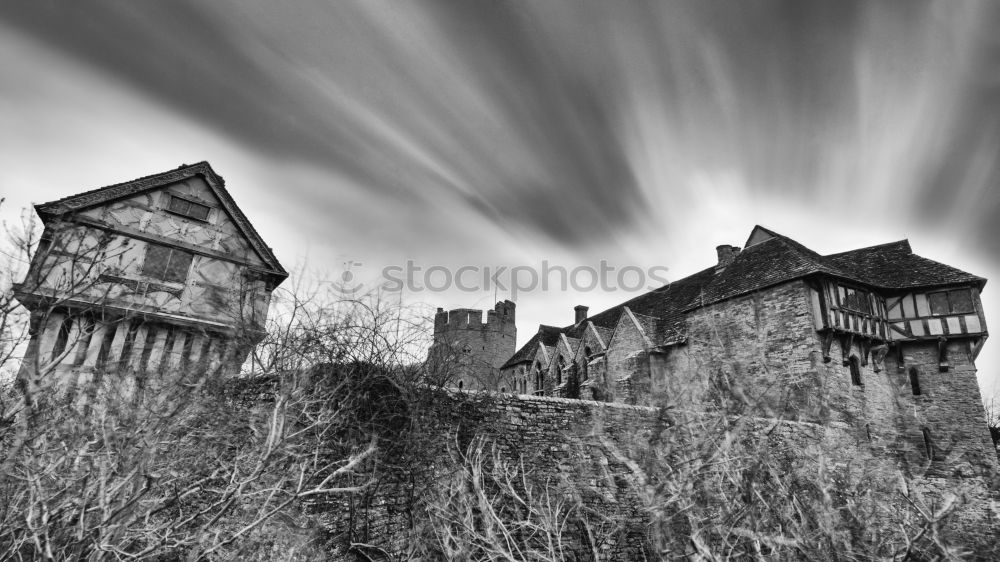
[315,386,998,559]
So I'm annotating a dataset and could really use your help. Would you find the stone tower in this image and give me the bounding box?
[427,300,516,391]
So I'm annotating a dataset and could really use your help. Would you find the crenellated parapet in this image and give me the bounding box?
[434,300,516,336]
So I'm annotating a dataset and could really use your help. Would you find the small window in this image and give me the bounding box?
[167,196,211,221]
[584,346,592,359]
[849,356,862,386]
[841,286,872,314]
[908,367,922,396]
[928,292,950,315]
[141,245,194,283]
[458,380,463,390]
[922,427,934,460]
[928,289,975,316]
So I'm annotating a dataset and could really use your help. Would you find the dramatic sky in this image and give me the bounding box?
[2,1,999,395]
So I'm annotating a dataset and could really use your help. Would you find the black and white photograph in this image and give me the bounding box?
[2,1,1000,559]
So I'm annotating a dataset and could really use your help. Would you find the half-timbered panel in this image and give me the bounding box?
[818,279,889,340]
[886,287,987,341]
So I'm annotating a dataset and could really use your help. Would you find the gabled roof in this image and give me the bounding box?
[691,227,840,308]
[585,322,611,352]
[35,162,287,278]
[558,334,580,357]
[501,324,562,368]
[502,225,986,366]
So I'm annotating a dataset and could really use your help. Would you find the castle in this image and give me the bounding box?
[13,162,287,397]
[12,164,999,555]
[431,225,996,478]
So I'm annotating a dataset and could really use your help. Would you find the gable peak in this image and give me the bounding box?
[745,225,778,248]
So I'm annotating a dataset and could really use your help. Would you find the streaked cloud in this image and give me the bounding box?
[2,0,999,392]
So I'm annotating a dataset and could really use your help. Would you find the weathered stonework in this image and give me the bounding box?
[312,386,999,559]
[426,301,516,391]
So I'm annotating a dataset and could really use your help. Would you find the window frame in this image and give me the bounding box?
[927,289,975,316]
[141,244,194,284]
[165,194,211,222]
[838,283,874,315]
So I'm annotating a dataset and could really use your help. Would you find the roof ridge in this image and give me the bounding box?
[824,239,911,258]
[36,162,210,211]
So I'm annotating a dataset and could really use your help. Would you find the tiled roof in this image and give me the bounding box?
[503,225,985,365]
[825,241,984,289]
[690,229,839,309]
[586,266,718,340]
[502,324,562,368]
[35,162,287,278]
[560,334,581,355]
[589,323,613,350]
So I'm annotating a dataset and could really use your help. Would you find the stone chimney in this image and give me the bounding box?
[716,245,740,267]
[574,305,589,324]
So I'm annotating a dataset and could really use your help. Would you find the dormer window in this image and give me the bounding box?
[167,195,210,221]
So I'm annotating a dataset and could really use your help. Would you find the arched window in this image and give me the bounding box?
[557,356,565,385]
[534,361,543,394]
[458,380,464,390]
[849,356,862,386]
[908,367,922,396]
[584,346,592,359]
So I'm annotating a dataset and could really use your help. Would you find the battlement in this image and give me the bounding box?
[434,300,515,333]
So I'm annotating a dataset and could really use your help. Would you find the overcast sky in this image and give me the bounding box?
[2,1,999,395]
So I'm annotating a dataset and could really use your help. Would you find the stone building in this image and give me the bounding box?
[14,162,287,396]
[426,300,516,391]
[500,225,996,477]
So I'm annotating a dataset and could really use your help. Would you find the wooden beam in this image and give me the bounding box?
[938,337,949,372]
[841,333,854,366]
[822,331,834,363]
